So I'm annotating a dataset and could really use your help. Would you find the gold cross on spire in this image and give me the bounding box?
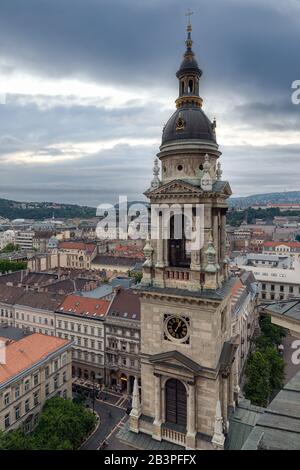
[185,8,194,28]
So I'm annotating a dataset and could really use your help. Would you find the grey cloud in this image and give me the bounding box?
[0,97,167,156]
[223,144,300,196]
[0,0,299,205]
[0,0,299,95]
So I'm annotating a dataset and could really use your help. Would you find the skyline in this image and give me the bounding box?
[0,0,300,206]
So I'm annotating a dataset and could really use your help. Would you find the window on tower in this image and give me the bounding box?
[168,214,191,268]
[188,79,194,93]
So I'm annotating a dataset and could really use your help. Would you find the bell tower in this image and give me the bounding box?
[128,20,238,451]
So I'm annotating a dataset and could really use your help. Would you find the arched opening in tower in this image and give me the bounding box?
[188,79,194,94]
[168,214,191,268]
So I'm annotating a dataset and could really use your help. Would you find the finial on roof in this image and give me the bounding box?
[212,400,225,449]
[185,9,194,49]
[151,158,161,189]
[216,161,223,181]
[185,8,194,28]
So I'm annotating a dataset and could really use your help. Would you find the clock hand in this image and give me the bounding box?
[175,320,182,333]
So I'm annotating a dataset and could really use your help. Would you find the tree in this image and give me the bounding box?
[264,346,285,395]
[245,316,286,407]
[32,397,96,450]
[0,260,27,274]
[0,429,34,450]
[245,351,271,406]
[0,243,19,254]
[259,316,286,347]
[0,397,96,450]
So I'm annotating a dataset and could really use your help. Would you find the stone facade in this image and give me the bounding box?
[126,23,238,451]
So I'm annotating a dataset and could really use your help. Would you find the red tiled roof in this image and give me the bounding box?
[57,295,110,318]
[264,241,300,248]
[58,242,96,254]
[112,245,144,259]
[230,279,244,297]
[0,334,70,384]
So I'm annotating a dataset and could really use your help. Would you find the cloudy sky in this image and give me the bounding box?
[0,0,299,207]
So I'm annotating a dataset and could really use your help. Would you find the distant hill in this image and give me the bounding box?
[0,198,96,221]
[0,191,299,221]
[229,191,300,208]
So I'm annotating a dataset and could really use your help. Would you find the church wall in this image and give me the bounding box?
[161,153,218,184]
[196,374,221,437]
[140,296,225,370]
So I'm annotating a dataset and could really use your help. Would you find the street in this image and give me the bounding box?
[80,390,131,451]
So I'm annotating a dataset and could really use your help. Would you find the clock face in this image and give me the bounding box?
[166,316,188,340]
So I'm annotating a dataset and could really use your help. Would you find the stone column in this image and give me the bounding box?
[220,212,226,267]
[156,213,164,268]
[213,211,219,265]
[186,382,197,449]
[222,375,229,433]
[163,238,169,267]
[152,374,162,441]
[228,365,235,409]
[234,354,240,405]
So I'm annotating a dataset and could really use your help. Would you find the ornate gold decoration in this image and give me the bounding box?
[176,95,203,108]
[176,113,186,131]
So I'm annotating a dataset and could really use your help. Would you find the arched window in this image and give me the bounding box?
[181,81,185,94]
[188,79,194,93]
[168,214,191,268]
[165,379,187,427]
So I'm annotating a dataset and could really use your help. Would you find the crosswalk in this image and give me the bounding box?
[97,415,127,450]
[95,390,130,410]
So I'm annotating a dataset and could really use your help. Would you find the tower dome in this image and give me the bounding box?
[162,107,216,144]
[161,22,216,146]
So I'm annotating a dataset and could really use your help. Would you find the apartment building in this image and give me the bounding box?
[0,328,72,433]
[231,272,259,380]
[32,231,54,253]
[55,295,110,382]
[16,231,34,251]
[14,292,65,336]
[263,241,300,257]
[234,253,300,302]
[91,255,143,277]
[0,285,24,327]
[105,288,140,394]
[58,241,97,269]
[0,230,16,250]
